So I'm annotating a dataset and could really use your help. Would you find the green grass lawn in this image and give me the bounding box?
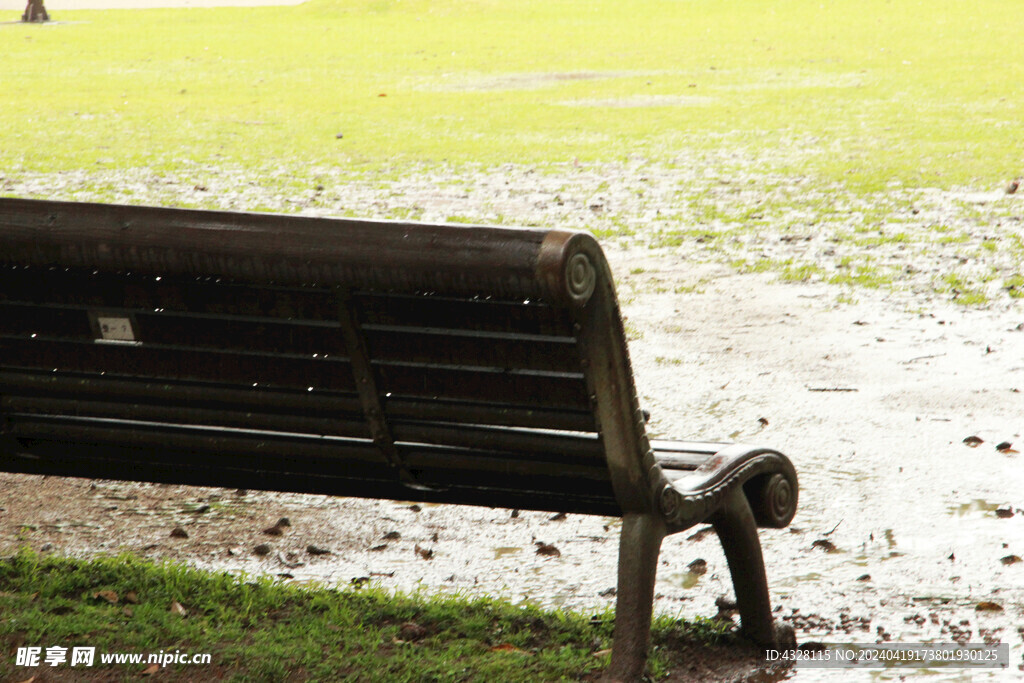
[0,551,743,681]
[3,0,1022,191]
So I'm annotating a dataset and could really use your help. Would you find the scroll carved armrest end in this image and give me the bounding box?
[655,445,798,532]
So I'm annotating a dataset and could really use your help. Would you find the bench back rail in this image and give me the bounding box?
[0,199,655,515]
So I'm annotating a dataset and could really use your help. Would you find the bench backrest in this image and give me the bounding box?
[0,199,658,517]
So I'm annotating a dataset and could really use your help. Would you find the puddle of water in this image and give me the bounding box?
[670,570,704,590]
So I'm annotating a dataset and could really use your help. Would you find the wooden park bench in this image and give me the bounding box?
[0,197,798,680]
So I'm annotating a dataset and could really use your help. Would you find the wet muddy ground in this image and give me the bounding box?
[2,254,1021,681]
[2,159,1023,680]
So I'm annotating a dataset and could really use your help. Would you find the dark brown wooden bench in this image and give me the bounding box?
[0,197,798,681]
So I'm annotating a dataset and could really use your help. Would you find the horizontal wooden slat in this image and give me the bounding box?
[376,362,590,411]
[3,396,371,440]
[0,304,92,338]
[0,444,620,516]
[0,199,565,300]
[356,292,573,336]
[0,337,356,392]
[0,267,340,321]
[0,370,364,417]
[391,420,602,462]
[0,302,345,356]
[364,326,579,374]
[652,440,725,470]
[4,415,615,502]
[384,397,596,432]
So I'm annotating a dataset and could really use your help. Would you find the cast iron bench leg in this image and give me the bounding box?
[710,488,788,646]
[603,512,667,682]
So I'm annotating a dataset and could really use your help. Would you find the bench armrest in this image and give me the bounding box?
[655,443,798,533]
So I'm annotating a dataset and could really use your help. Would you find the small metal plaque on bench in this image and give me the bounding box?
[93,315,139,344]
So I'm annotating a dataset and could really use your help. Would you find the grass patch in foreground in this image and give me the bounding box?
[0,550,740,681]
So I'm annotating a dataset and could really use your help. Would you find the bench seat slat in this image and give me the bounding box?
[652,440,730,470]
[3,416,616,501]
[2,396,373,440]
[0,443,621,516]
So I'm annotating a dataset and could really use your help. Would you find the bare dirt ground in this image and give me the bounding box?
[2,150,1023,680]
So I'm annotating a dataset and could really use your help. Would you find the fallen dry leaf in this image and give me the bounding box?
[535,542,561,557]
[1000,555,1022,565]
[170,601,188,616]
[490,643,529,654]
[124,590,140,604]
[142,663,160,675]
[93,590,118,605]
[593,648,613,659]
[975,601,1003,612]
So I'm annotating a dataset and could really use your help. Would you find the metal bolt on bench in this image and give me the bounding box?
[0,198,798,681]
